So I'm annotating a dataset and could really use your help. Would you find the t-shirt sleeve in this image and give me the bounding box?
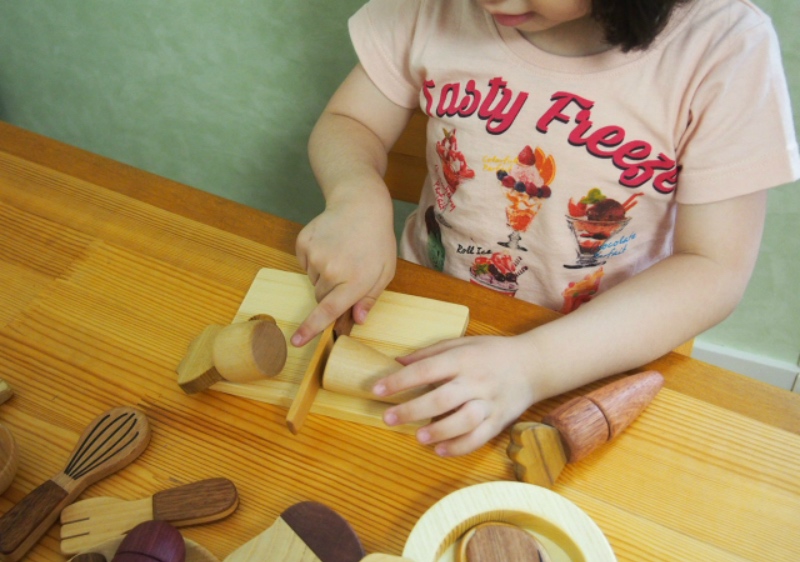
[348,0,423,108]
[675,17,800,204]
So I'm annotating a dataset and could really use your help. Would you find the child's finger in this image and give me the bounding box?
[291,283,360,346]
[415,400,489,445]
[433,420,502,457]
[374,353,457,398]
[382,380,470,426]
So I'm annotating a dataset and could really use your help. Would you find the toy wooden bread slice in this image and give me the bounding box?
[457,522,551,562]
[224,501,364,562]
[60,478,239,555]
[0,407,150,562]
[322,336,429,404]
[111,521,185,562]
[177,315,287,394]
[508,371,663,487]
[361,555,416,562]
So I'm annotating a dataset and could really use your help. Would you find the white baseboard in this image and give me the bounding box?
[691,340,800,391]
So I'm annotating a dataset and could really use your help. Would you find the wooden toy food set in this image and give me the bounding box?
[0,268,666,562]
[178,268,471,434]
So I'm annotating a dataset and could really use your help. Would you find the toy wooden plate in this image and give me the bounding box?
[402,482,616,562]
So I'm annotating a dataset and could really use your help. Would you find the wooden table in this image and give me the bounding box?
[0,121,798,561]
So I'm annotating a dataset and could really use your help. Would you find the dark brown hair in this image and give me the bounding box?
[592,0,692,51]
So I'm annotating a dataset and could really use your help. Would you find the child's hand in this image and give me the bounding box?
[373,335,541,456]
[293,197,396,346]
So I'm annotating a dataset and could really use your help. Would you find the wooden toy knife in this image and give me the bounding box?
[0,406,150,562]
[508,371,664,488]
[60,477,239,555]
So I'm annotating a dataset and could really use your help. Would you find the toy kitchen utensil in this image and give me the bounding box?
[402,481,616,562]
[508,371,664,488]
[209,268,469,435]
[110,521,185,562]
[177,315,287,394]
[0,406,150,562]
[223,501,364,562]
[60,477,239,555]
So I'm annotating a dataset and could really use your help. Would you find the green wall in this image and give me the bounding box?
[1,1,798,369]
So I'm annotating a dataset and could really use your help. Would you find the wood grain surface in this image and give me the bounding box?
[0,122,799,562]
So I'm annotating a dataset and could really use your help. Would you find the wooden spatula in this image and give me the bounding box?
[508,371,663,488]
[0,406,150,562]
[223,501,364,562]
[60,478,239,555]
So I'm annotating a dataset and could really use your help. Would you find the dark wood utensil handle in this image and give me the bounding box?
[0,480,67,559]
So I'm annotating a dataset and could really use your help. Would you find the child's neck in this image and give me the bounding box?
[520,16,611,57]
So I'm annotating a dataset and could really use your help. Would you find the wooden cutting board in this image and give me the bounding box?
[211,268,470,432]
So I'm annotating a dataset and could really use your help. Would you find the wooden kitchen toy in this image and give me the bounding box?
[457,522,552,562]
[110,521,185,562]
[177,314,287,394]
[507,370,664,488]
[0,423,17,498]
[0,406,150,562]
[202,269,470,434]
[223,501,365,562]
[60,478,239,555]
[402,481,616,562]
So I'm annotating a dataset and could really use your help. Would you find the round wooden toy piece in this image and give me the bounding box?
[0,423,18,496]
[212,316,287,382]
[457,522,551,562]
[111,521,186,562]
[402,482,616,562]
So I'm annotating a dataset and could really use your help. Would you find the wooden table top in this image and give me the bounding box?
[0,121,798,561]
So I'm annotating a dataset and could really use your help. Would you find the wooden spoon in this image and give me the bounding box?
[0,406,151,562]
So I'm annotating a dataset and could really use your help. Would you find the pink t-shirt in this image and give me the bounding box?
[350,0,800,312]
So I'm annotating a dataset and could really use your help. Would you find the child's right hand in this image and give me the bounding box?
[292,194,396,346]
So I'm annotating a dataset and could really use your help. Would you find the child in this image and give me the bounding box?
[292,0,800,456]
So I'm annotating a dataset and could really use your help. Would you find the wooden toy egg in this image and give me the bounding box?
[111,521,185,562]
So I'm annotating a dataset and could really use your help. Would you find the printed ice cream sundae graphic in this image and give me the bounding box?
[564,189,642,269]
[469,251,528,296]
[434,128,475,225]
[560,268,605,314]
[497,146,556,251]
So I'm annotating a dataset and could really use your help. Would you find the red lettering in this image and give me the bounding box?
[537,91,677,193]
[536,91,594,133]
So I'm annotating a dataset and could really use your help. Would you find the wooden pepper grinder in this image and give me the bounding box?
[508,370,664,488]
[177,314,287,394]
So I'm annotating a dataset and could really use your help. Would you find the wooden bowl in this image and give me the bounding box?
[402,482,616,562]
[0,422,18,495]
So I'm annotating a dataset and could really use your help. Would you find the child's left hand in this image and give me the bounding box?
[373,335,542,456]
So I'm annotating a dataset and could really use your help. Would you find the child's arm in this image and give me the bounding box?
[292,65,414,347]
[374,190,768,456]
